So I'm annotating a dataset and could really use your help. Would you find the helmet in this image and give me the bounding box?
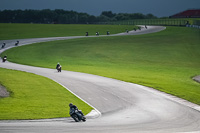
[69,103,73,107]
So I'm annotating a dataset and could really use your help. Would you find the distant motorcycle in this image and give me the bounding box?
[57,66,61,72]
[2,56,7,62]
[86,32,88,36]
[15,41,19,46]
[1,43,6,48]
[70,108,86,122]
[96,32,99,36]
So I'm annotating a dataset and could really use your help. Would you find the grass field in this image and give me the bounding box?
[0,23,136,40]
[2,26,200,106]
[0,68,92,120]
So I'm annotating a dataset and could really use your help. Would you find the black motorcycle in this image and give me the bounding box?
[70,108,86,122]
[1,43,6,48]
[86,32,88,36]
[2,56,7,62]
[15,41,19,46]
[107,31,110,35]
[57,66,61,72]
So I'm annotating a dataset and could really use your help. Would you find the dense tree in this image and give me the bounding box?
[101,11,116,18]
[145,13,157,19]
[0,9,158,24]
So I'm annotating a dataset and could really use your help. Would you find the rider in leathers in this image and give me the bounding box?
[56,63,61,72]
[69,103,84,116]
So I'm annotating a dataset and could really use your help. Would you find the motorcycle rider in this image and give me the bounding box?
[15,40,19,46]
[69,103,78,110]
[69,103,85,121]
[96,32,99,36]
[107,31,110,35]
[1,42,6,48]
[56,63,61,72]
[86,32,88,36]
[2,55,7,62]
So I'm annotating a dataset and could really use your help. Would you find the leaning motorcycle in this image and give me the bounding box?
[69,108,86,122]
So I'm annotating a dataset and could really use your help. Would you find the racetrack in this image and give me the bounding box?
[0,26,200,133]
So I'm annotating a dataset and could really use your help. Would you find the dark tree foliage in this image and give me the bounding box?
[0,9,157,24]
[101,11,116,18]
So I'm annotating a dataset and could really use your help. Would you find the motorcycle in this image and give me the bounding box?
[70,108,86,122]
[15,41,19,46]
[107,31,110,35]
[57,66,61,72]
[2,56,7,62]
[86,32,88,36]
[1,43,6,48]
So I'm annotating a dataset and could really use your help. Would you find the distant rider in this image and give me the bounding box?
[1,42,6,48]
[15,41,19,46]
[56,63,62,72]
[2,55,7,62]
[86,32,88,36]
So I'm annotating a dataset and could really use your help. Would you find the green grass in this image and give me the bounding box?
[2,26,200,106]
[0,23,136,40]
[0,68,92,120]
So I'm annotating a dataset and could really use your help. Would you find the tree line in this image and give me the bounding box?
[0,9,158,24]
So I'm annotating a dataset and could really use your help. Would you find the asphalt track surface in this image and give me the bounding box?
[0,26,200,133]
